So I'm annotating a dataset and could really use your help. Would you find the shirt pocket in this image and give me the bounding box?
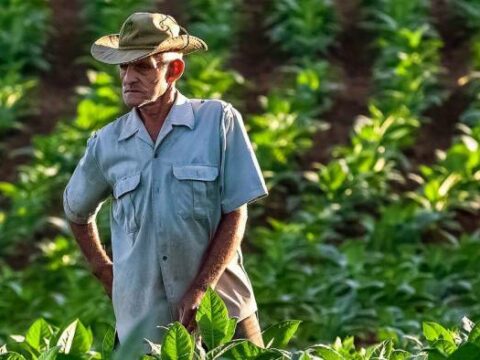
[113,173,141,236]
[172,164,219,219]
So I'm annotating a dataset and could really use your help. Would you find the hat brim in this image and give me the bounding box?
[91,34,208,65]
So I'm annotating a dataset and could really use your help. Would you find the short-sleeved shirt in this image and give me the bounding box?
[62,90,268,348]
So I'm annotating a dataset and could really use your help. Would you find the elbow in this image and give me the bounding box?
[63,186,96,225]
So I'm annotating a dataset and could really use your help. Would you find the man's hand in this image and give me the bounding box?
[93,261,113,300]
[177,206,248,332]
[177,287,206,332]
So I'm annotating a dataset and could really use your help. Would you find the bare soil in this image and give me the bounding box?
[406,0,473,166]
[301,0,374,168]
[228,0,288,114]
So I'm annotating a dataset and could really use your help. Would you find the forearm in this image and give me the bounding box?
[191,205,248,292]
[68,220,112,276]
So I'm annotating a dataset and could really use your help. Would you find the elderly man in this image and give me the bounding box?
[62,12,268,353]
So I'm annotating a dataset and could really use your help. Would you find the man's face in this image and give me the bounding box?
[119,55,170,108]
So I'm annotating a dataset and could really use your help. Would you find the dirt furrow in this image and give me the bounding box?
[302,0,374,168]
[0,0,87,183]
[407,0,472,167]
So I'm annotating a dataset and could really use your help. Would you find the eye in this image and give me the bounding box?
[136,63,151,70]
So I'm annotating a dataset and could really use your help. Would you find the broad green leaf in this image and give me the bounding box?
[311,345,343,360]
[0,353,26,360]
[390,351,411,360]
[161,322,193,360]
[56,319,92,355]
[423,348,448,360]
[102,326,115,360]
[423,322,455,344]
[448,343,480,360]
[205,340,240,360]
[38,346,60,360]
[468,322,480,346]
[0,182,17,196]
[291,351,312,360]
[428,339,456,355]
[225,318,237,343]
[219,340,273,359]
[196,288,237,350]
[262,320,301,348]
[25,319,52,352]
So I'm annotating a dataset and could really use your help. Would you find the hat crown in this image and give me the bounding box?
[118,12,180,49]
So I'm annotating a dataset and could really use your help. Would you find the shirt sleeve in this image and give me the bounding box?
[220,103,269,214]
[63,132,111,224]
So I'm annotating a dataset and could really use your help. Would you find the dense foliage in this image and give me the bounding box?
[2,0,480,358]
[0,0,50,134]
[2,289,480,359]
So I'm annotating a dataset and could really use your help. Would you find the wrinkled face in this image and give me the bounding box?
[119,55,170,108]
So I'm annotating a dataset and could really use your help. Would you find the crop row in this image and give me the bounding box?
[245,0,480,346]
[2,288,480,359]
[3,0,480,355]
[0,0,50,135]
[246,0,339,217]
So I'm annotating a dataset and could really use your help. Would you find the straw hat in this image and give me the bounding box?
[91,12,208,65]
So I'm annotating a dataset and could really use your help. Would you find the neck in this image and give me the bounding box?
[137,86,177,125]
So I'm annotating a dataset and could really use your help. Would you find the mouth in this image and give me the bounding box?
[124,89,141,93]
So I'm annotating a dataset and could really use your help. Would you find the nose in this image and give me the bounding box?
[121,64,137,86]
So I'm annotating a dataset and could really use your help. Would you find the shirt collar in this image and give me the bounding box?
[118,90,195,142]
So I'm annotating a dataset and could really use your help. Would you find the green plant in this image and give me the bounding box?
[268,0,338,57]
[0,0,50,135]
[0,236,113,348]
[247,218,480,347]
[179,53,244,100]
[372,26,443,114]
[82,0,155,42]
[294,0,444,242]
[449,0,480,30]
[0,72,120,254]
[4,289,480,359]
[0,0,50,72]
[186,0,241,55]
[0,72,36,135]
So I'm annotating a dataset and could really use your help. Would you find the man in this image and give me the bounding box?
[62,12,268,353]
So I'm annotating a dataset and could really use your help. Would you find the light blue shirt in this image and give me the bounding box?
[63,91,268,348]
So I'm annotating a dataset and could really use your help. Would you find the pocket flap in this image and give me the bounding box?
[113,173,141,199]
[173,165,219,181]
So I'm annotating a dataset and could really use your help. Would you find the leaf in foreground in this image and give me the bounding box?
[161,322,193,360]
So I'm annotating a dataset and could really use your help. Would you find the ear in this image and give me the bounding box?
[167,59,185,83]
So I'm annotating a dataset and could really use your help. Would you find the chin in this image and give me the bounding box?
[123,94,144,108]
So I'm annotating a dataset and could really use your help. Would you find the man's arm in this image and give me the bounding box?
[68,220,113,299]
[177,204,248,330]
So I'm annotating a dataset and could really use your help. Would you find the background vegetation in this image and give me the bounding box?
[1,0,480,358]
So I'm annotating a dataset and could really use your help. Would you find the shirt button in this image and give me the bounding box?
[162,256,168,261]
